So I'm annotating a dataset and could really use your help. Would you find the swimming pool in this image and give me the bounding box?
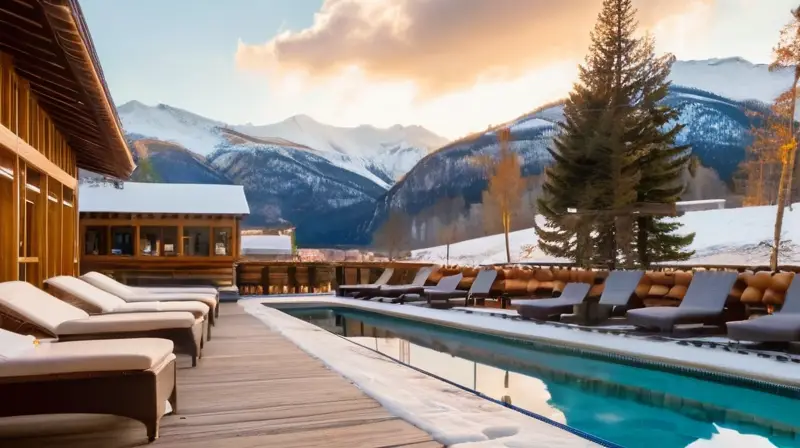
[281,306,800,448]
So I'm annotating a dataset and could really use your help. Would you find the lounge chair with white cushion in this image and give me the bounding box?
[0,281,203,367]
[80,272,219,325]
[44,276,212,342]
[0,329,177,442]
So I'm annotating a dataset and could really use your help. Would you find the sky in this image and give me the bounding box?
[80,0,798,140]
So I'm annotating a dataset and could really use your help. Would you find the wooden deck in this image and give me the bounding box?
[0,303,441,448]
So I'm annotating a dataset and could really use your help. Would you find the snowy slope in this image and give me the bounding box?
[670,57,794,106]
[409,203,800,266]
[117,101,447,189]
[235,115,448,184]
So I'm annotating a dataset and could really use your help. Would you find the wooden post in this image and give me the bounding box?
[288,265,298,293]
[355,266,362,284]
[308,264,317,293]
[260,265,270,295]
[334,266,344,291]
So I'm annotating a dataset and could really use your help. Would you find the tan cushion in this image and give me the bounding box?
[45,276,126,313]
[0,281,88,334]
[770,272,795,293]
[55,312,198,335]
[740,286,765,304]
[116,301,209,318]
[137,285,218,299]
[121,293,217,310]
[648,284,670,297]
[665,285,688,300]
[0,338,175,377]
[79,272,136,299]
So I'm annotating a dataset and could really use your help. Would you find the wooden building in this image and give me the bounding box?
[79,181,250,287]
[0,0,135,287]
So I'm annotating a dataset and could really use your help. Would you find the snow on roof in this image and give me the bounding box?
[241,235,293,255]
[79,181,250,215]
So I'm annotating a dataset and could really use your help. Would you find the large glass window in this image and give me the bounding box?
[84,226,108,255]
[140,226,178,256]
[183,227,210,256]
[213,227,232,256]
[110,226,135,256]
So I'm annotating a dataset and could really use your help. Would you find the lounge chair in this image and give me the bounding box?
[0,281,204,367]
[727,273,800,342]
[428,270,499,309]
[372,273,465,304]
[80,272,219,326]
[626,271,739,332]
[0,329,177,442]
[336,268,394,297]
[367,267,436,299]
[514,270,645,322]
[44,276,212,342]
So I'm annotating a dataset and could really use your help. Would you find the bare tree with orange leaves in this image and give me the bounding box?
[769,6,800,270]
[739,90,794,206]
[476,127,524,263]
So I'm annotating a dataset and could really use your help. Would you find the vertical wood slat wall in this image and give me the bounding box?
[0,53,79,287]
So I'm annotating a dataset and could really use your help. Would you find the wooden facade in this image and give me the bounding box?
[79,212,244,287]
[0,0,134,288]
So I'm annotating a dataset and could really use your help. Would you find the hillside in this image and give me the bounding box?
[409,203,800,266]
[361,86,766,240]
[113,57,792,246]
[117,101,448,189]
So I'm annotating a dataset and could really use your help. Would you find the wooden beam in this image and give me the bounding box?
[0,122,76,189]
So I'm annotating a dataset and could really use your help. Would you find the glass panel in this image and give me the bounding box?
[213,227,232,256]
[110,226,135,256]
[183,227,210,256]
[140,226,178,256]
[84,226,108,255]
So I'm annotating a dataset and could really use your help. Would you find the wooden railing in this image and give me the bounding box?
[235,261,433,296]
[235,259,800,296]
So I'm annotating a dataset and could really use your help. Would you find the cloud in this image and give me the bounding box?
[236,0,714,97]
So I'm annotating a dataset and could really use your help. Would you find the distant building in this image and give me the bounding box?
[676,199,725,213]
[79,180,250,286]
[240,226,296,260]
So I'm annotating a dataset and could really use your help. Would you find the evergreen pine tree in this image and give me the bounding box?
[630,37,695,266]
[535,0,643,268]
[535,0,695,268]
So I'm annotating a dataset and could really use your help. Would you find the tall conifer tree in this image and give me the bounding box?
[535,0,694,268]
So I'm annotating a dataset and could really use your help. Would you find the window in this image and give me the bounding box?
[213,227,232,256]
[84,226,108,255]
[110,226,135,256]
[183,227,210,256]
[140,226,178,256]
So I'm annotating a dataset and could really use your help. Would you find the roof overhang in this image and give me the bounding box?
[0,0,134,179]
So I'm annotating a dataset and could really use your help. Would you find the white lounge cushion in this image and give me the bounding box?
[135,286,218,298]
[80,273,218,308]
[0,330,38,359]
[0,281,89,334]
[122,293,217,310]
[44,276,209,318]
[81,272,218,303]
[115,301,209,318]
[55,312,199,336]
[0,337,175,377]
[45,276,127,313]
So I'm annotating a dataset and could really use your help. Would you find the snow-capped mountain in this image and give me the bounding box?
[358,85,763,243]
[670,57,794,108]
[117,101,447,188]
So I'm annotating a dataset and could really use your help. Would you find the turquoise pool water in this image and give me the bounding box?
[281,307,800,448]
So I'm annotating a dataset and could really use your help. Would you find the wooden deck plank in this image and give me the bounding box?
[0,303,441,448]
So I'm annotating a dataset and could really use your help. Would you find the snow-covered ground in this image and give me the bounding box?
[242,297,792,447]
[410,203,800,266]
